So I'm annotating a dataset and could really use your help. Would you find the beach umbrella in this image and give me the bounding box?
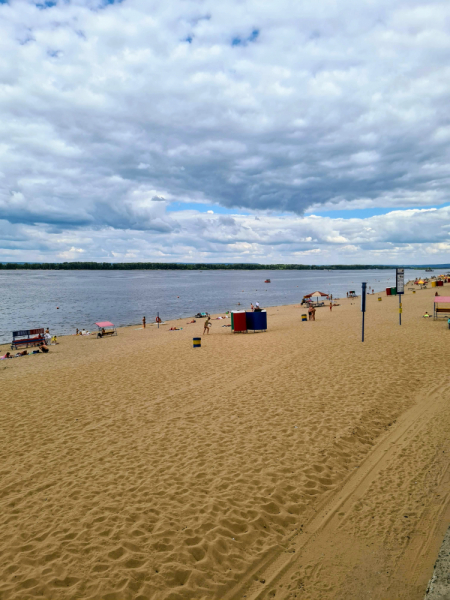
[304,291,329,303]
[418,280,424,284]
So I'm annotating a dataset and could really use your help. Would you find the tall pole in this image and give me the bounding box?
[396,268,404,326]
[361,282,367,342]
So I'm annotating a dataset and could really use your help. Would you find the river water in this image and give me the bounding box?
[0,268,435,343]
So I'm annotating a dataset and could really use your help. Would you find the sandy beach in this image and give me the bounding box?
[1,285,449,600]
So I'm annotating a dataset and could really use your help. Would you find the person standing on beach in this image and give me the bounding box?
[250,303,254,312]
[311,306,316,321]
[329,302,332,311]
[142,316,146,329]
[203,316,211,335]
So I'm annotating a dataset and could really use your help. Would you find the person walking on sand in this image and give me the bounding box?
[142,316,146,329]
[329,301,332,311]
[311,306,316,321]
[250,303,254,312]
[203,316,211,335]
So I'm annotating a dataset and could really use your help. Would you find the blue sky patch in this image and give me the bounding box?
[167,202,251,215]
[304,205,449,219]
[35,1,56,8]
[232,29,259,46]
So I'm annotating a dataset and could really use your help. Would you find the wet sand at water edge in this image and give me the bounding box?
[0,285,449,600]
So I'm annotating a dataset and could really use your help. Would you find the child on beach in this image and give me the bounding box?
[203,316,211,335]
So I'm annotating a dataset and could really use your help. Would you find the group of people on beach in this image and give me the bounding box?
[1,342,50,359]
[2,327,56,360]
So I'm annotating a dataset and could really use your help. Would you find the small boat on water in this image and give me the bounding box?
[264,279,271,283]
[425,268,433,272]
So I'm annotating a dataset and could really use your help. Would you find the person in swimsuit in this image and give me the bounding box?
[203,316,211,335]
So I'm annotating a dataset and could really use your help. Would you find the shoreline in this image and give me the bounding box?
[0,281,405,348]
[0,270,440,344]
[1,292,369,350]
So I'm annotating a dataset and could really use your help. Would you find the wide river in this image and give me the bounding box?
[0,268,436,343]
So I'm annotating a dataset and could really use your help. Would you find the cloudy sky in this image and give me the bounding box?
[1,0,450,264]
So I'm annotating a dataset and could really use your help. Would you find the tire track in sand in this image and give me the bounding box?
[223,379,450,600]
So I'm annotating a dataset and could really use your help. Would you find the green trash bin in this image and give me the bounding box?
[390,287,397,295]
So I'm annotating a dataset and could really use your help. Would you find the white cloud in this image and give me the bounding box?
[1,204,450,264]
[58,246,85,259]
[1,0,450,261]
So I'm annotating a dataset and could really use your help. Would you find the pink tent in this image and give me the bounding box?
[94,321,117,338]
[95,321,115,328]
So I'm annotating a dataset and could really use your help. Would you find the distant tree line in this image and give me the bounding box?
[0,262,397,270]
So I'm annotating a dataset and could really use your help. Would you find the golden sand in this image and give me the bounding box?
[1,285,449,600]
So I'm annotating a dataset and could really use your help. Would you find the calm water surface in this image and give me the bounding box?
[0,269,433,343]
